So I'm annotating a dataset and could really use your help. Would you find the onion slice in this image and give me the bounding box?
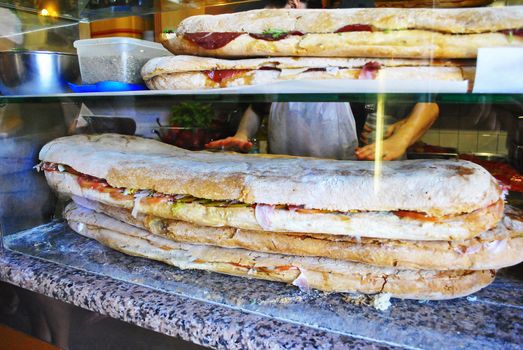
[292,269,310,291]
[132,191,150,218]
[255,204,275,230]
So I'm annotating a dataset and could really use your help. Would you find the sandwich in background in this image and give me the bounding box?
[161,7,523,59]
[141,56,474,90]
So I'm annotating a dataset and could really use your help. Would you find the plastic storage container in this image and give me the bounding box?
[73,37,170,84]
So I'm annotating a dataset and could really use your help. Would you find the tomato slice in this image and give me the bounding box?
[203,69,250,83]
[145,197,165,204]
[393,210,437,222]
[275,265,297,271]
[77,176,109,190]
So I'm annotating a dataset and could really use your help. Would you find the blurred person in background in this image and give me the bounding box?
[206,0,439,160]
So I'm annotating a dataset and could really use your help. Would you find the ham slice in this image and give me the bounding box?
[255,204,275,230]
[358,61,381,80]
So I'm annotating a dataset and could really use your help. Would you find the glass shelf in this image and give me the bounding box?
[0,0,262,22]
[1,91,522,104]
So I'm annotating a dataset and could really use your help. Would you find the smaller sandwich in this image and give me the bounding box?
[142,55,472,90]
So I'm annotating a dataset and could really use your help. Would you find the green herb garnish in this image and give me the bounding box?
[163,28,176,34]
[170,102,214,128]
[262,28,289,39]
[171,202,185,214]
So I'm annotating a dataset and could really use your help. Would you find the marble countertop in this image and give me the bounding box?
[1,223,522,350]
[0,247,399,350]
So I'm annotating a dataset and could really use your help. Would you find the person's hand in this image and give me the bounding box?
[355,133,408,161]
[205,136,253,153]
[384,119,407,138]
[286,0,304,8]
[360,119,407,145]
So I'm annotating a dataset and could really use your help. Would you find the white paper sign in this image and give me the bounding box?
[473,47,523,93]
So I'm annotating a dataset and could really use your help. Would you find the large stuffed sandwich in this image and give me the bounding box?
[37,134,523,300]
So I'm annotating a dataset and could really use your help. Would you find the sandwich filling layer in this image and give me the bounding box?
[163,30,522,59]
[65,202,496,300]
[74,197,523,271]
[44,162,503,240]
[174,29,522,51]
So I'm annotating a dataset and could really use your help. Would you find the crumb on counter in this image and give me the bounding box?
[372,293,391,311]
[341,293,392,311]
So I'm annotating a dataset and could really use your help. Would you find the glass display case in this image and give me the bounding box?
[1,1,522,348]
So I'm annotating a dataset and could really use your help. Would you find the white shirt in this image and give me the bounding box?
[268,102,358,160]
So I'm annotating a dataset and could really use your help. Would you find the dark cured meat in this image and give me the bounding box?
[183,32,242,49]
[182,28,520,50]
[335,24,374,33]
[499,29,523,37]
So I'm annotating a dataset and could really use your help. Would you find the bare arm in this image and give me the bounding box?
[390,102,439,147]
[356,102,439,160]
[235,105,263,140]
[205,105,263,152]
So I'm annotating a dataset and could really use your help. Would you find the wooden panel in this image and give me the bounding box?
[0,324,59,350]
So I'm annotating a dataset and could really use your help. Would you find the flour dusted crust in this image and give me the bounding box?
[46,168,503,240]
[142,56,466,90]
[164,8,523,59]
[65,203,495,300]
[162,31,522,59]
[81,199,523,271]
[175,8,523,34]
[39,134,501,216]
[375,0,494,7]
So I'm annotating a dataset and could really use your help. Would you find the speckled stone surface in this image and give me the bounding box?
[0,249,397,350]
[1,222,522,350]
